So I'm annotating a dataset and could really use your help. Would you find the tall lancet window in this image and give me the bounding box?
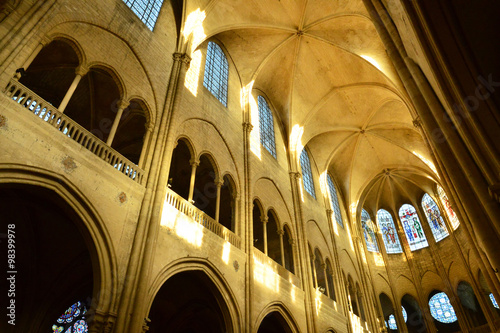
[327,174,343,228]
[123,0,163,30]
[376,209,402,254]
[257,96,277,158]
[422,193,449,242]
[399,204,428,251]
[203,41,229,106]
[300,149,316,198]
[437,185,460,230]
[361,209,379,252]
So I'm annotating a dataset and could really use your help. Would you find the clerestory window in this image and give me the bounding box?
[257,95,277,158]
[123,0,163,31]
[327,174,343,228]
[203,41,229,106]
[300,149,316,198]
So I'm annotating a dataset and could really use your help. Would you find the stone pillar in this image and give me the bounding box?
[106,100,129,146]
[138,126,153,168]
[322,263,330,297]
[261,216,269,255]
[58,66,87,112]
[311,254,318,289]
[278,229,285,266]
[215,179,223,223]
[187,159,199,202]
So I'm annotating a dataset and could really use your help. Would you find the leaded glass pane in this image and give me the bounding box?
[257,96,277,158]
[399,204,428,251]
[377,209,402,254]
[437,185,460,230]
[402,306,407,322]
[490,293,499,309]
[327,175,343,228]
[123,0,163,30]
[300,149,316,198]
[422,193,449,242]
[429,292,458,323]
[52,301,88,333]
[388,307,408,330]
[203,42,229,106]
[361,209,379,252]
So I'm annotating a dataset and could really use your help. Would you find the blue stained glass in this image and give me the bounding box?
[422,193,449,242]
[399,204,428,251]
[490,293,499,309]
[429,292,457,323]
[388,306,407,329]
[327,175,343,228]
[377,209,402,254]
[257,96,277,158]
[53,301,88,333]
[300,149,316,198]
[203,42,229,107]
[123,0,163,30]
[402,306,407,322]
[361,209,379,252]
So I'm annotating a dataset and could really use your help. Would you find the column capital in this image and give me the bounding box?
[321,263,327,270]
[75,65,89,76]
[326,208,333,215]
[189,158,200,167]
[141,317,151,333]
[242,121,253,133]
[412,117,422,128]
[215,179,224,187]
[260,216,269,224]
[172,52,191,65]
[289,171,301,180]
[117,99,130,110]
[277,229,285,236]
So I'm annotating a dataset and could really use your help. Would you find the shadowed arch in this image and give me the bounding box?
[255,303,300,333]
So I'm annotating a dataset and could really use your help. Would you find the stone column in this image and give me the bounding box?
[106,100,130,146]
[187,159,199,202]
[310,254,318,289]
[278,229,285,266]
[215,179,223,223]
[138,126,153,168]
[58,66,87,113]
[261,216,269,255]
[322,263,330,297]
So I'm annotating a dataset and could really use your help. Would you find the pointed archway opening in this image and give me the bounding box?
[257,311,293,333]
[0,185,95,333]
[148,271,233,333]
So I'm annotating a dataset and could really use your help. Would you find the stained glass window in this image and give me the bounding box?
[123,0,163,30]
[388,307,408,330]
[327,174,343,228]
[257,96,277,158]
[429,292,458,323]
[422,193,449,242]
[377,209,402,254]
[300,149,316,198]
[490,293,499,309]
[361,209,379,252]
[203,41,229,107]
[52,301,89,333]
[399,204,428,251]
[437,185,460,230]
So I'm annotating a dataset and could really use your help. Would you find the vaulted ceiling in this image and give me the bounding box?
[180,0,438,212]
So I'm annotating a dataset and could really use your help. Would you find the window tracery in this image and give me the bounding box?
[399,204,428,251]
[422,193,449,242]
[52,301,88,333]
[300,149,316,198]
[429,292,458,323]
[257,95,277,158]
[203,41,229,106]
[361,209,379,252]
[376,209,402,254]
[123,0,163,30]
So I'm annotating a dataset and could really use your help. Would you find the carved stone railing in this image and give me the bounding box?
[165,187,241,249]
[4,79,144,184]
[252,247,301,288]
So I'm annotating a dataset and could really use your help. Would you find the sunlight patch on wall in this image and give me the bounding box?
[160,202,204,247]
[413,150,438,176]
[185,49,202,96]
[319,172,329,200]
[374,253,385,267]
[314,289,323,316]
[361,54,383,72]
[222,241,231,264]
[183,8,206,53]
[290,124,304,153]
[253,254,280,293]
[249,89,262,160]
[349,312,364,333]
